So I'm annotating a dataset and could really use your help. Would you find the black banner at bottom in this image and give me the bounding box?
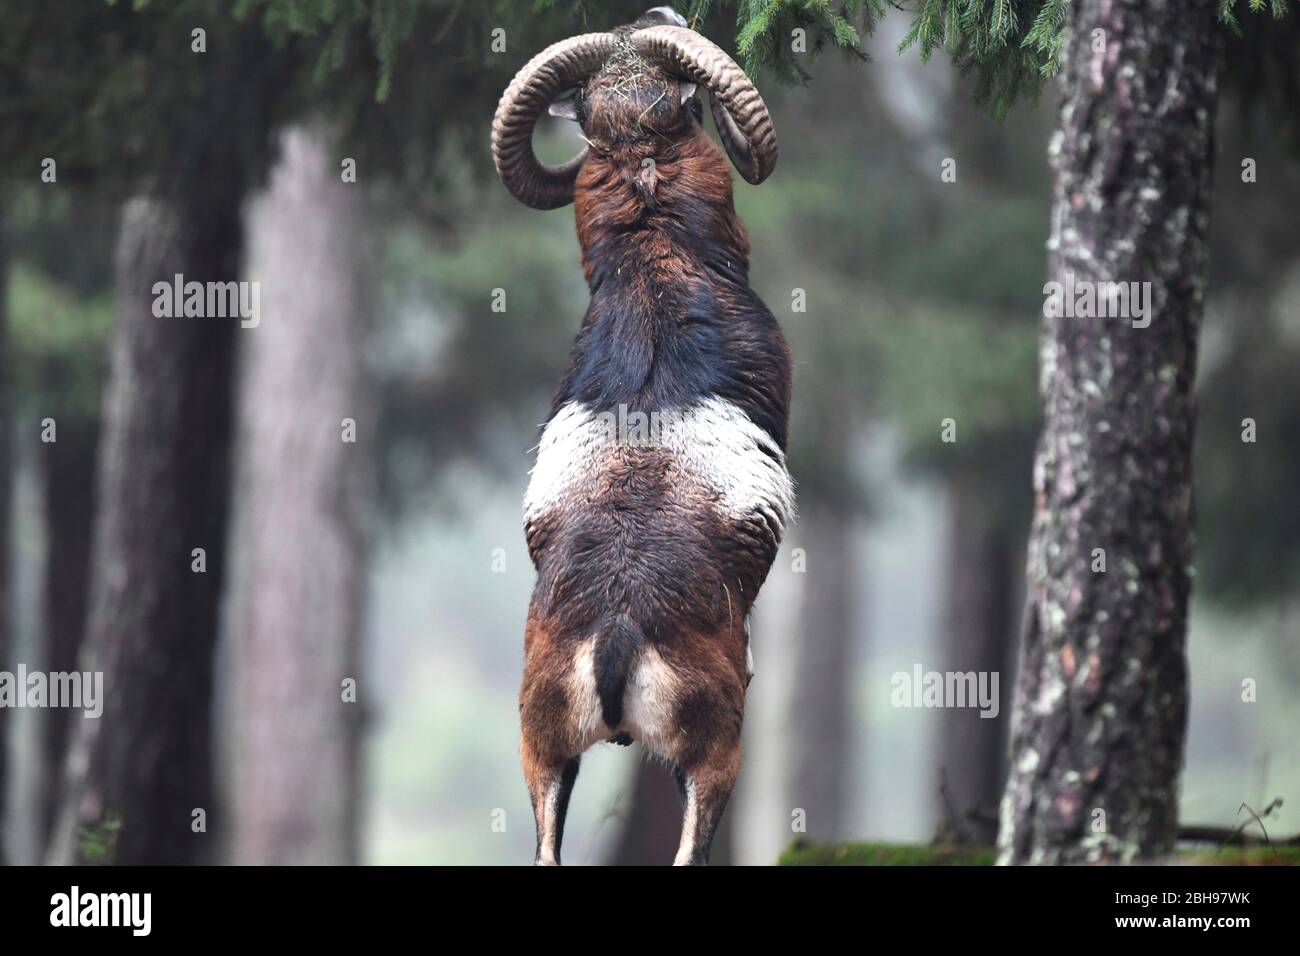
[0,863,1290,941]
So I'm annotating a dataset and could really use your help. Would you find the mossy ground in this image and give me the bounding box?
[1178,845,1300,866]
[777,840,1300,866]
[778,841,995,866]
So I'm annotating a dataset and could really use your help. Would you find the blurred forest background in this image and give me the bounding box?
[1,0,1298,865]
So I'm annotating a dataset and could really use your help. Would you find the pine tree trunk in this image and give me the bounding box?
[38,417,99,849]
[49,193,242,865]
[787,507,855,842]
[999,0,1223,865]
[936,471,1014,846]
[228,126,371,865]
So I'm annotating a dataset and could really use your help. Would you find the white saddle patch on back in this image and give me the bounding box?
[524,398,795,535]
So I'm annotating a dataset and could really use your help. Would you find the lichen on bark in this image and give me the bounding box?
[998,0,1224,865]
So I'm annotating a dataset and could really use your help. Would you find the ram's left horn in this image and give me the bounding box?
[491,33,619,210]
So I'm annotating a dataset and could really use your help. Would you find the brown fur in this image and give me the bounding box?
[520,602,749,865]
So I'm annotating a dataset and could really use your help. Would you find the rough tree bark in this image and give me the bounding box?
[787,507,854,842]
[38,417,99,848]
[999,0,1222,864]
[936,471,1015,846]
[49,192,242,865]
[228,126,371,865]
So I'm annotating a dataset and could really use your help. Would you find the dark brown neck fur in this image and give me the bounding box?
[573,126,750,296]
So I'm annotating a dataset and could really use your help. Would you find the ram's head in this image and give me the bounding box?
[491,6,777,210]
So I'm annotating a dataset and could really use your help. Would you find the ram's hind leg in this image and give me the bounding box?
[520,610,587,866]
[520,676,581,865]
[673,739,741,866]
[662,634,748,867]
[521,740,580,866]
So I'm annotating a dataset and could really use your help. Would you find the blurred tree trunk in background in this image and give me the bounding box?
[607,761,686,865]
[786,507,854,842]
[37,417,98,849]
[936,470,1014,846]
[606,760,736,865]
[229,125,372,865]
[0,198,10,866]
[50,192,243,865]
[999,0,1222,865]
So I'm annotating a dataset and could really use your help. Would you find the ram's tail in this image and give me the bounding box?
[593,613,644,728]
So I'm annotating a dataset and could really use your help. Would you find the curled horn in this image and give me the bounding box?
[631,24,777,184]
[491,33,619,209]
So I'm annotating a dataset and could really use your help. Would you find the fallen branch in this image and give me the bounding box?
[964,805,1300,847]
[1179,799,1295,852]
